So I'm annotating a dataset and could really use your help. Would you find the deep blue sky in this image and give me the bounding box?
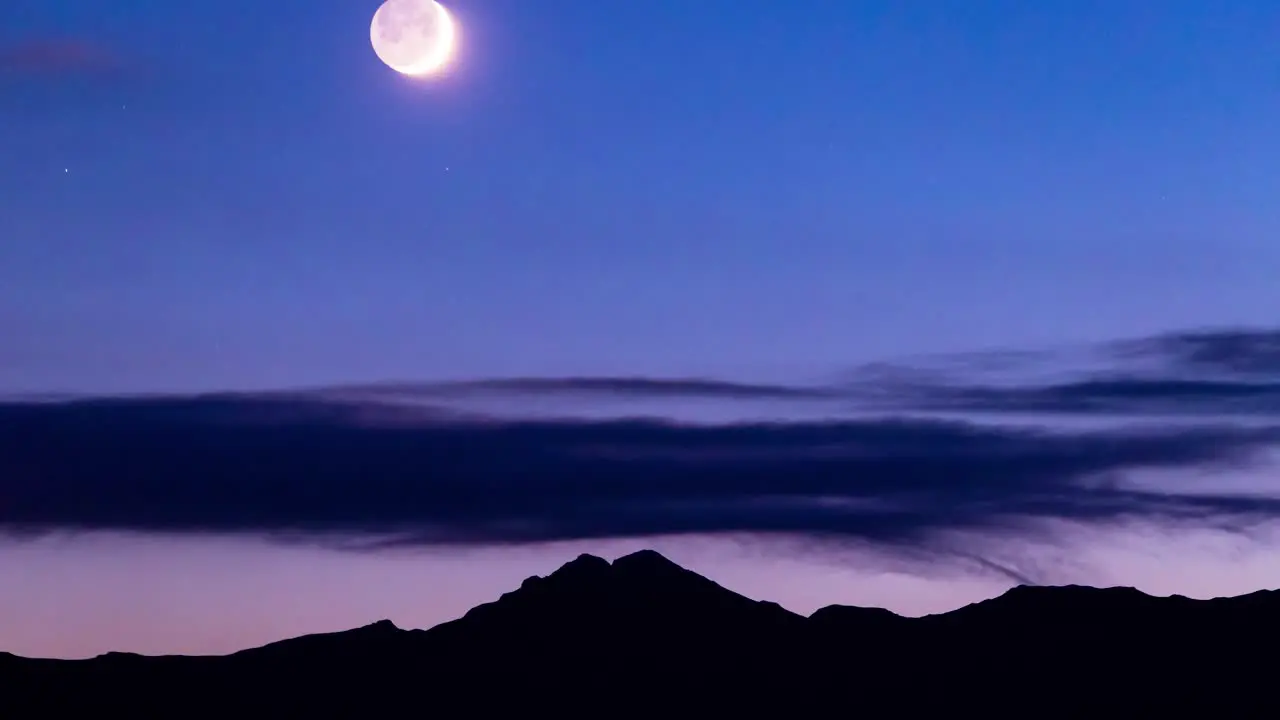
[2,0,1277,393]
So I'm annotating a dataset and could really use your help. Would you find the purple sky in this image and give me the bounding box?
[9,523,1280,659]
[3,0,1280,658]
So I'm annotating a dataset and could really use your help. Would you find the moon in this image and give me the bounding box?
[370,0,457,77]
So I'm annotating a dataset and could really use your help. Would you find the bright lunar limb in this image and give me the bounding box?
[370,0,457,77]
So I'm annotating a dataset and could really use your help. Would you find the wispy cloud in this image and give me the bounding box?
[848,327,1280,418]
[280,327,1280,421]
[1108,328,1280,379]
[0,36,142,116]
[0,38,125,79]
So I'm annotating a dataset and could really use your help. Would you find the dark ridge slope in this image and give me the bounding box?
[4,550,1279,714]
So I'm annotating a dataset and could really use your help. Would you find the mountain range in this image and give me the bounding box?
[4,549,1279,714]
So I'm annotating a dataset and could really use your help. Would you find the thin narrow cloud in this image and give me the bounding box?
[859,377,1280,418]
[309,377,835,402]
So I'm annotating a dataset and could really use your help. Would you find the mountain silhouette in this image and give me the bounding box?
[4,549,1279,714]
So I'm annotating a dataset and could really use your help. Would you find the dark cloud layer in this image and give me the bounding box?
[4,326,1279,557]
[2,394,1278,551]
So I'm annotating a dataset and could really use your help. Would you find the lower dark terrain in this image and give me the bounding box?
[4,550,1278,714]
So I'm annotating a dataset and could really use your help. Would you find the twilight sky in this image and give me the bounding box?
[2,0,1280,659]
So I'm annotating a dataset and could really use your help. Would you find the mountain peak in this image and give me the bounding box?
[607,549,718,591]
[532,553,610,588]
[444,548,803,640]
[564,553,611,572]
[995,583,1154,606]
[809,604,902,623]
[518,551,687,593]
[612,548,682,571]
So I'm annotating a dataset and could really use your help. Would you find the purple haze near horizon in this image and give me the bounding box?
[3,0,1280,658]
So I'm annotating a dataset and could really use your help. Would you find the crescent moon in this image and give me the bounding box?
[370,0,457,78]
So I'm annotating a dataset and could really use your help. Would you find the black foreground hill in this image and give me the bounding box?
[4,549,1280,714]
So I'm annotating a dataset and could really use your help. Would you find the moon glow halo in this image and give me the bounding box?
[370,0,457,77]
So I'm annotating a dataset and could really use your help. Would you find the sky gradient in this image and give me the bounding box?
[2,0,1279,658]
[4,0,1279,392]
